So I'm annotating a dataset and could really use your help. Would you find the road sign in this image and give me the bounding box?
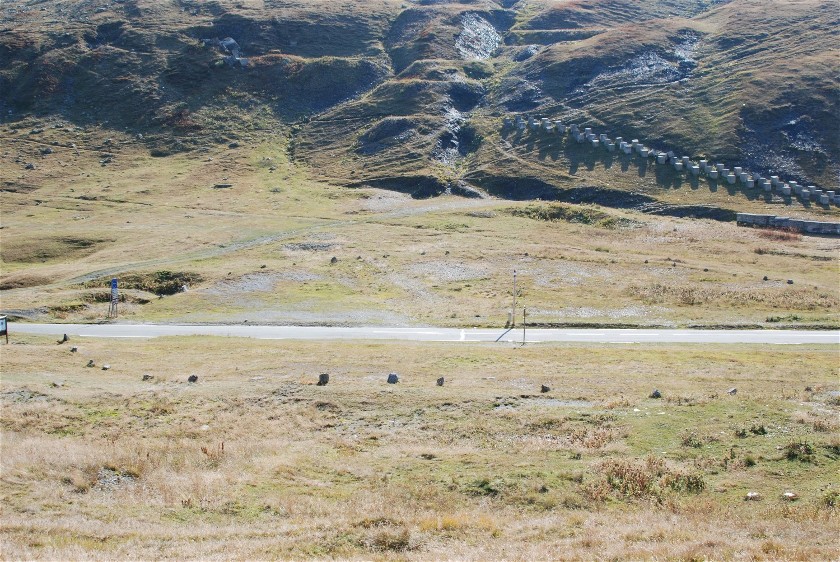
[108,279,119,318]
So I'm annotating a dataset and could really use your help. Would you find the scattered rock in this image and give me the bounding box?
[703,268,709,272]
[330,256,338,264]
[317,373,329,386]
[57,333,69,344]
[804,386,812,392]
[745,491,761,501]
[228,142,240,149]
[188,374,198,383]
[142,374,153,381]
[650,389,662,399]
[727,387,737,395]
[24,162,35,170]
[70,346,78,353]
[541,384,551,393]
[101,364,110,371]
[787,279,794,284]
[763,275,769,281]
[437,377,444,387]
[86,359,95,368]
[40,147,53,155]
[387,373,399,384]
[213,183,233,189]
[782,491,799,501]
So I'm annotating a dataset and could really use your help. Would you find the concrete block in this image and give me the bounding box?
[727,174,736,184]
[622,146,632,154]
[770,176,779,186]
[699,159,708,170]
[570,124,579,133]
[820,194,829,205]
[614,137,623,145]
[554,121,566,134]
[607,143,615,152]
[599,133,608,143]
[667,150,675,159]
[708,170,719,180]
[657,153,667,164]
[739,172,749,183]
[674,162,683,171]
[782,185,791,196]
[746,179,755,189]
[691,165,700,176]
[640,148,649,157]
[762,180,772,191]
[591,139,600,148]
[540,118,551,130]
[681,156,690,167]
[503,117,512,128]
[801,189,810,199]
[734,166,742,175]
[716,163,725,172]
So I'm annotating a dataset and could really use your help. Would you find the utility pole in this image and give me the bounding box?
[511,270,517,327]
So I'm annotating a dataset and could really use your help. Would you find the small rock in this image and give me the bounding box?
[317,373,329,386]
[787,279,794,284]
[330,256,338,264]
[58,333,69,344]
[228,142,240,148]
[727,387,737,395]
[703,268,708,272]
[70,346,78,352]
[782,491,799,501]
[650,389,662,399]
[387,373,399,384]
[142,374,153,381]
[763,275,769,281]
[188,374,198,383]
[40,147,53,155]
[101,364,110,371]
[437,377,444,387]
[804,386,812,392]
[745,491,761,501]
[86,360,95,368]
[541,384,550,393]
[25,163,35,170]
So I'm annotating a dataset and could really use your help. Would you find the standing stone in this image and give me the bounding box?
[650,389,662,399]
[727,387,737,395]
[540,384,550,393]
[317,373,329,386]
[387,373,399,384]
[86,359,95,368]
[188,374,198,383]
[437,377,444,387]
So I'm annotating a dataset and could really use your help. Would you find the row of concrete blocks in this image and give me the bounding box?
[502,116,835,204]
[736,213,840,235]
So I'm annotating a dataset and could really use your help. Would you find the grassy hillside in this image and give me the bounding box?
[1,0,838,326]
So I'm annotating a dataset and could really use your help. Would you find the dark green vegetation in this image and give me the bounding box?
[2,0,838,199]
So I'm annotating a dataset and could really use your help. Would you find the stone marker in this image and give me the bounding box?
[387,373,399,384]
[650,389,662,399]
[745,492,761,501]
[102,364,110,371]
[783,491,799,501]
[86,359,95,368]
[727,387,737,395]
[540,384,550,393]
[437,377,444,387]
[70,346,78,353]
[317,373,329,386]
[188,374,198,383]
[142,374,154,381]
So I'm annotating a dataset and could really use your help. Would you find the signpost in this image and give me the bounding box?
[0,315,7,344]
[108,278,119,318]
[511,270,517,328]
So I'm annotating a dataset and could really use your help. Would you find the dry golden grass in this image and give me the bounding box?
[1,335,837,559]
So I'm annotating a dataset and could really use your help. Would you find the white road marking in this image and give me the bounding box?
[460,330,465,342]
[79,334,153,338]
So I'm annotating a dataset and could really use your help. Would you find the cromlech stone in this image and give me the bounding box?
[188,374,198,383]
[317,373,330,386]
[58,333,69,344]
[142,374,154,381]
[330,256,338,264]
[86,359,95,368]
[70,346,78,353]
[437,377,445,387]
[541,384,550,393]
[387,373,399,384]
[102,364,110,371]
[728,387,737,395]
[650,389,662,399]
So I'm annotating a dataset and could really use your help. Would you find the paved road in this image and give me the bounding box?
[9,323,840,345]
